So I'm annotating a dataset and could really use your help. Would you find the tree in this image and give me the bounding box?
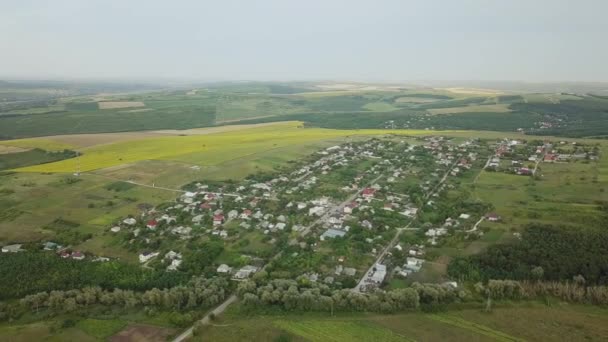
[531,266,544,281]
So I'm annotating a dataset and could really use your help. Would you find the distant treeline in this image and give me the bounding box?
[0,149,77,171]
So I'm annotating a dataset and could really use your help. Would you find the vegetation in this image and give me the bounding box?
[0,252,189,299]
[448,224,608,284]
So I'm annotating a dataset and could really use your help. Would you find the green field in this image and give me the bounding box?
[6,122,443,173]
[194,303,608,342]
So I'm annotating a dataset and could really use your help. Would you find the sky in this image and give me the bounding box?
[1,0,607,82]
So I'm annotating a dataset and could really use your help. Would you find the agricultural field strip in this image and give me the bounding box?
[9,122,454,173]
[427,314,523,342]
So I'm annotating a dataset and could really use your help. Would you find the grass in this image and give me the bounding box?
[426,314,522,341]
[274,319,411,342]
[195,303,608,342]
[363,102,399,111]
[75,318,126,339]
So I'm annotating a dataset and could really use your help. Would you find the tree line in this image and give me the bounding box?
[236,277,465,313]
[11,277,228,322]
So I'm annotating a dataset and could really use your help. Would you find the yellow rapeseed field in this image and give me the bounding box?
[11,122,449,173]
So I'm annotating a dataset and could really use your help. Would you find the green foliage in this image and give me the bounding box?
[448,224,608,284]
[0,148,76,171]
[104,181,136,192]
[0,252,189,299]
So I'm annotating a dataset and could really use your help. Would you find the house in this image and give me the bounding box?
[110,226,121,233]
[400,207,418,218]
[146,219,158,230]
[343,202,357,214]
[459,213,471,220]
[309,206,324,216]
[139,251,159,263]
[213,214,225,226]
[200,202,212,210]
[71,251,85,260]
[369,264,387,284]
[240,209,253,219]
[228,210,239,220]
[324,276,334,284]
[320,228,346,241]
[275,222,287,230]
[217,264,233,274]
[343,267,357,277]
[362,188,376,198]
[192,215,203,224]
[297,202,307,210]
[486,213,501,222]
[1,244,23,253]
[335,265,344,275]
[123,217,137,226]
[43,241,61,250]
[383,203,394,211]
[361,220,373,230]
[405,257,425,272]
[167,259,182,271]
[234,265,258,279]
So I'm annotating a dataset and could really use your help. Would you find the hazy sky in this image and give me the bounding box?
[2,0,607,82]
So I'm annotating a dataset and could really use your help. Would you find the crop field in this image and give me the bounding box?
[195,303,608,341]
[98,101,145,109]
[427,104,512,115]
[8,122,444,173]
[0,138,75,151]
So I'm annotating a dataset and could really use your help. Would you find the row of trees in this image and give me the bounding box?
[19,277,229,315]
[475,279,608,305]
[236,278,465,313]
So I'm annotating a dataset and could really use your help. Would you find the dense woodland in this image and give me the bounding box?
[0,149,76,171]
[448,224,608,285]
[0,252,189,299]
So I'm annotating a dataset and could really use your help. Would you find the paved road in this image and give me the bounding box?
[171,295,238,342]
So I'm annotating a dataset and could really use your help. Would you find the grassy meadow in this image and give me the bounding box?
[193,302,608,342]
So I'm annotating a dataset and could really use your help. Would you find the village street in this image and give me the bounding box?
[299,174,384,237]
[354,159,459,292]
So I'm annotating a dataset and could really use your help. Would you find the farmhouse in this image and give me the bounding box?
[139,251,159,263]
[213,214,225,226]
[146,219,158,230]
[234,265,259,279]
[123,218,137,226]
[362,188,376,198]
[217,264,233,274]
[486,213,501,222]
[320,228,346,241]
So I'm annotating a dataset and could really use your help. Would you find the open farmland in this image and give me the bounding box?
[98,101,145,109]
[427,104,512,115]
[9,122,444,173]
[194,303,608,342]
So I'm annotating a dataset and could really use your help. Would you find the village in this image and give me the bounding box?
[2,135,598,292]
